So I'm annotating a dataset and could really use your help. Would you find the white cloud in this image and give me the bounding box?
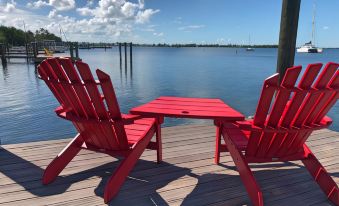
[86,0,94,7]
[1,0,160,42]
[139,24,157,32]
[27,0,48,9]
[178,24,205,31]
[48,9,57,18]
[76,7,94,16]
[121,2,138,17]
[173,17,182,24]
[153,32,163,37]
[138,0,144,9]
[27,0,75,11]
[216,38,225,44]
[136,9,160,24]
[323,26,329,30]
[3,0,17,12]
[50,0,75,11]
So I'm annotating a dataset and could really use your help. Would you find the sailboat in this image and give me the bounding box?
[297,4,323,53]
[246,35,254,51]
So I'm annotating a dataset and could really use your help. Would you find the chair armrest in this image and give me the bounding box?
[320,116,333,126]
[120,114,144,125]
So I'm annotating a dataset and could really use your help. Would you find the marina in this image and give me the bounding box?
[0,0,338,205]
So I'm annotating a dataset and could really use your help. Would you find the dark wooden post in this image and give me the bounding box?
[124,42,127,68]
[276,0,301,81]
[0,44,7,65]
[5,43,9,54]
[75,42,79,59]
[25,43,29,62]
[130,42,133,79]
[119,43,122,67]
[69,42,74,59]
[129,42,132,67]
[32,42,38,58]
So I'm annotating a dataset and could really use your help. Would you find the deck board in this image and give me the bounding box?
[0,125,338,205]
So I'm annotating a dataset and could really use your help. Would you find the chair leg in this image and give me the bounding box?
[223,133,263,206]
[103,130,154,203]
[214,124,222,164]
[42,133,84,184]
[302,145,339,205]
[155,122,162,164]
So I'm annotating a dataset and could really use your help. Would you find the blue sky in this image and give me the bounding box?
[0,0,338,47]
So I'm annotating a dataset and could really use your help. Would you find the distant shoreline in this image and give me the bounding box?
[130,44,278,48]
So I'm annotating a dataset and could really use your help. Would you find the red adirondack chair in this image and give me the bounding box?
[38,58,162,203]
[215,62,339,206]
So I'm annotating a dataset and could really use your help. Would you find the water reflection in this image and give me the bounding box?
[2,62,8,79]
[0,48,338,144]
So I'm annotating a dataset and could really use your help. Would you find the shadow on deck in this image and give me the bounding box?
[0,125,338,205]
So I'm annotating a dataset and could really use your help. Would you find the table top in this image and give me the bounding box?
[130,96,245,121]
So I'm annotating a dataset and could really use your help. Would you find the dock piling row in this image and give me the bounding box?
[118,42,133,69]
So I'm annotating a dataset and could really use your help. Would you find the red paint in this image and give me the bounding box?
[131,96,245,164]
[38,58,161,203]
[218,62,339,206]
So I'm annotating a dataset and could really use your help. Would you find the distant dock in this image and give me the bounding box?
[0,42,81,66]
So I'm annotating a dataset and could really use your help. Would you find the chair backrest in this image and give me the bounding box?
[38,58,129,151]
[246,62,339,159]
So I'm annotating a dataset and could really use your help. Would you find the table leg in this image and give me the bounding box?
[156,117,164,164]
[214,121,222,164]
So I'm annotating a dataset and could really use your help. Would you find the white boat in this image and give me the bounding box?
[297,41,321,53]
[43,40,68,53]
[246,35,255,51]
[297,4,323,53]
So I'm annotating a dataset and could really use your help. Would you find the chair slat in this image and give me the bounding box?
[314,69,339,123]
[256,66,301,157]
[286,63,338,155]
[246,74,279,156]
[59,58,97,119]
[307,64,339,124]
[97,69,129,150]
[59,58,112,149]
[46,58,86,117]
[47,58,108,147]
[75,61,125,150]
[268,63,322,157]
[293,63,338,127]
[38,62,65,106]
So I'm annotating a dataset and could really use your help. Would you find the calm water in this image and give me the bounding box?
[0,47,338,144]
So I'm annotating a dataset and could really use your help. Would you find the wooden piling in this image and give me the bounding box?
[25,43,29,62]
[129,42,132,67]
[276,0,301,80]
[69,42,74,59]
[119,43,122,67]
[0,44,7,65]
[75,42,79,59]
[124,42,127,68]
[32,42,38,58]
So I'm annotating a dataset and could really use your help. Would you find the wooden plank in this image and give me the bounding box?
[0,125,337,205]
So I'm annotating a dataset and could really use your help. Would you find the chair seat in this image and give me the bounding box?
[125,118,156,145]
[222,122,251,151]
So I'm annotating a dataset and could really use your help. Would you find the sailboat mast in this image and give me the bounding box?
[312,3,316,45]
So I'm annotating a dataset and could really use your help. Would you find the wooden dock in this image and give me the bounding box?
[34,54,81,63]
[0,42,81,65]
[0,125,338,205]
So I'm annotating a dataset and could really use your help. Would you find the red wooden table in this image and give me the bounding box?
[130,96,245,163]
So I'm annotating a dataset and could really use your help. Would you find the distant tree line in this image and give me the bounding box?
[0,26,61,46]
[132,43,278,48]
